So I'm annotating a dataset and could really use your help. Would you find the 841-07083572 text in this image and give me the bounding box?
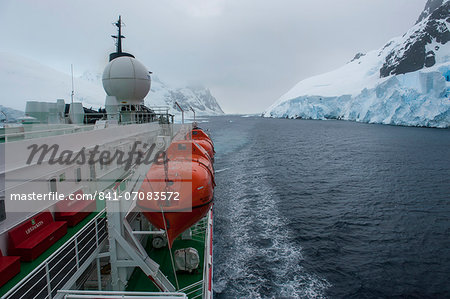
[97,191,180,201]
[9,191,180,201]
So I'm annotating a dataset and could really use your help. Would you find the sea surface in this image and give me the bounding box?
[200,116,450,298]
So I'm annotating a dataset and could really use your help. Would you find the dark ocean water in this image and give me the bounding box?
[200,116,450,299]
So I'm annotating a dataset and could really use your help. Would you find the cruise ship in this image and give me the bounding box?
[0,17,214,299]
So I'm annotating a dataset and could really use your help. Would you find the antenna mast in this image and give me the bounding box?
[71,64,74,106]
[70,64,75,123]
[190,106,196,122]
[112,15,125,54]
[175,102,184,124]
[109,16,135,61]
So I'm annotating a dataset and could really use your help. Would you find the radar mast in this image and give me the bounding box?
[109,16,135,61]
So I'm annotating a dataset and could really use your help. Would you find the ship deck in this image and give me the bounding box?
[126,217,208,298]
[0,204,210,298]
[0,211,101,297]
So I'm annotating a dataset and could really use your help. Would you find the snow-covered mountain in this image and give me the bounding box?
[0,52,224,117]
[0,105,24,123]
[264,0,450,128]
[144,76,224,116]
[0,53,105,111]
[77,71,224,116]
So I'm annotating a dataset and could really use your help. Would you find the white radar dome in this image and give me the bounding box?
[102,56,151,105]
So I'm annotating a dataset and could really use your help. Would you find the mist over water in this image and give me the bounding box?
[202,116,450,298]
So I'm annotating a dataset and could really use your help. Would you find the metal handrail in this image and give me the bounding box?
[179,281,203,295]
[1,124,95,138]
[202,209,213,299]
[57,290,187,299]
[0,111,174,142]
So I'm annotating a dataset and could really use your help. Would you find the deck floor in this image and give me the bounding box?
[126,228,206,298]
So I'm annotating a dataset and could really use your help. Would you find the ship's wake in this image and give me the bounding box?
[213,137,330,298]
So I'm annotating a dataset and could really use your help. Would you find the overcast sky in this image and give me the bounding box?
[1,0,426,114]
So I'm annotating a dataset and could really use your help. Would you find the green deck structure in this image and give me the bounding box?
[0,211,101,297]
[126,218,207,298]
[1,197,209,299]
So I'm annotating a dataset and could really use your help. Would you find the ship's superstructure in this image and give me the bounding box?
[0,17,214,299]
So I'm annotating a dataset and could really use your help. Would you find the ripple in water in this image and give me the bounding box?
[212,125,329,298]
[205,116,450,298]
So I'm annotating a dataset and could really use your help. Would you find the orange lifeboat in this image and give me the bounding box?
[167,140,214,169]
[192,139,214,162]
[192,128,212,141]
[186,129,215,160]
[138,140,214,244]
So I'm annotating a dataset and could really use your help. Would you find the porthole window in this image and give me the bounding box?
[90,164,96,181]
[49,178,57,193]
[76,168,82,183]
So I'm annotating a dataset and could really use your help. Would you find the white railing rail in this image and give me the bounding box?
[0,110,174,142]
[57,290,187,299]
[190,217,207,242]
[2,209,107,299]
[178,281,203,298]
[148,106,171,114]
[202,209,213,299]
[1,124,96,141]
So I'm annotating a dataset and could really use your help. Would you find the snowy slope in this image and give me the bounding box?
[264,0,450,128]
[78,70,225,117]
[81,71,224,116]
[0,52,224,116]
[0,105,24,123]
[144,76,224,116]
[0,52,105,111]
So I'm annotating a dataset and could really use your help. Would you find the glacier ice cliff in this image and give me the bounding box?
[264,0,450,128]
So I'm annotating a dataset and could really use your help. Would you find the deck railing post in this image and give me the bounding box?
[75,237,80,269]
[95,218,99,246]
[45,262,53,299]
[96,257,102,291]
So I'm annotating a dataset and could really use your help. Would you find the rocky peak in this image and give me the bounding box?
[350,52,366,62]
[416,0,446,24]
[379,0,450,77]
